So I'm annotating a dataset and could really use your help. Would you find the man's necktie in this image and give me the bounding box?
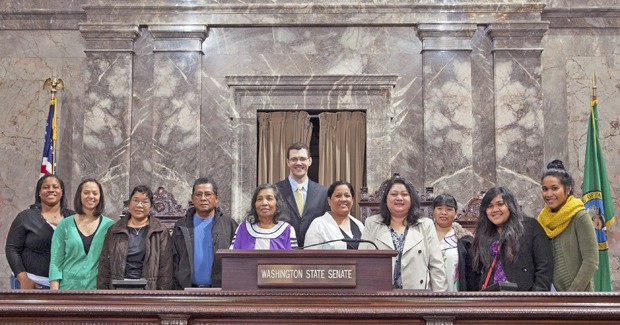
[295,184,305,217]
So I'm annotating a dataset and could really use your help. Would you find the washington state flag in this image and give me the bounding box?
[582,98,616,292]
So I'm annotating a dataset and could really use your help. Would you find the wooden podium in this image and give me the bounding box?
[218,250,397,291]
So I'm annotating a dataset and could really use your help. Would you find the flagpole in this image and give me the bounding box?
[43,77,64,174]
[592,73,597,99]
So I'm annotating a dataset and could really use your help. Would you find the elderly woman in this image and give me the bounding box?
[432,194,475,292]
[305,180,364,249]
[537,160,598,291]
[471,187,553,291]
[49,178,115,290]
[6,174,74,289]
[231,184,297,250]
[360,176,447,291]
[97,185,172,290]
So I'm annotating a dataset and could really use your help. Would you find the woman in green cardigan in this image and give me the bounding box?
[49,179,114,290]
[537,160,598,291]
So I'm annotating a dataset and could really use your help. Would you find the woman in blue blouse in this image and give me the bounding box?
[49,178,114,290]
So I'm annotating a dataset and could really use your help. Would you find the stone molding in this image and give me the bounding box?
[7,4,620,30]
[149,24,208,53]
[417,23,478,52]
[80,3,544,26]
[79,23,140,52]
[0,9,84,30]
[543,7,620,29]
[226,75,398,90]
[486,22,550,51]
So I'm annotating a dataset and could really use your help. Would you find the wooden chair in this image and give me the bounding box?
[358,173,435,224]
[121,186,187,233]
[456,191,484,234]
[358,173,482,234]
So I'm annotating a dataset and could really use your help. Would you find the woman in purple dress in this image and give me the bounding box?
[231,184,297,250]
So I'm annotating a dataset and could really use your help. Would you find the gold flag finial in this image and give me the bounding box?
[43,77,64,99]
[592,73,597,99]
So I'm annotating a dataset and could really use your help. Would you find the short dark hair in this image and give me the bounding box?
[247,183,286,224]
[541,159,574,195]
[35,174,68,210]
[74,178,105,217]
[379,176,422,226]
[433,194,458,210]
[327,180,355,198]
[286,142,310,159]
[129,185,154,205]
[192,177,218,195]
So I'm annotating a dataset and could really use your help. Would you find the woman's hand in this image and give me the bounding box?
[49,280,60,290]
[16,272,38,289]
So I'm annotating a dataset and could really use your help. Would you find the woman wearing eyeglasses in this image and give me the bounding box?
[97,185,172,290]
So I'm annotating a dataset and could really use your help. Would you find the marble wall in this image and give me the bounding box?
[0,0,618,290]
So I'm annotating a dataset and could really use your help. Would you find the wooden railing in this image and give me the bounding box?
[0,290,619,324]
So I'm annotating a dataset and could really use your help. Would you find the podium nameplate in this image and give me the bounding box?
[257,264,356,288]
[219,250,396,290]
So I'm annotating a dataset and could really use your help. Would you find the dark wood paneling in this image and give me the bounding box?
[0,290,619,324]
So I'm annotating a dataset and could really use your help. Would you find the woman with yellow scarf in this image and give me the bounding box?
[537,160,598,291]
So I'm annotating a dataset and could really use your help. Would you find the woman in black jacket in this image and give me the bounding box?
[6,174,74,289]
[471,187,553,291]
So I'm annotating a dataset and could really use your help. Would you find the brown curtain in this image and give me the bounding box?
[318,111,366,219]
[257,111,312,185]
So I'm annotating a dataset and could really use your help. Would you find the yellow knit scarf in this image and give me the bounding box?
[537,195,585,239]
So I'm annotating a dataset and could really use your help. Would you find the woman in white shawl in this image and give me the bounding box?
[304,181,364,249]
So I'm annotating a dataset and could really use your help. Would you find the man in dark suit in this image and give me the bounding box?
[275,143,328,247]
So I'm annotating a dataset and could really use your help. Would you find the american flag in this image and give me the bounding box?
[40,98,56,176]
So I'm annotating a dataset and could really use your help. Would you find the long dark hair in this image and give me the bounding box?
[472,187,524,270]
[34,174,68,210]
[379,176,422,226]
[541,159,574,195]
[247,183,286,224]
[73,178,105,217]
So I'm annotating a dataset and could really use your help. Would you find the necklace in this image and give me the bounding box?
[130,226,143,236]
[128,218,148,236]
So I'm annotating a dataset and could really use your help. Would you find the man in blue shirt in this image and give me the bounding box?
[172,177,238,288]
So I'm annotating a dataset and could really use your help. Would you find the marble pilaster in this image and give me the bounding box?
[145,25,207,204]
[486,22,549,216]
[418,23,477,203]
[79,23,139,219]
[470,27,496,194]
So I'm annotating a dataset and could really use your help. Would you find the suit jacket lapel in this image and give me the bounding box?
[304,182,320,219]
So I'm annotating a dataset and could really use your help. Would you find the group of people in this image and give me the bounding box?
[6,141,599,292]
[430,159,599,292]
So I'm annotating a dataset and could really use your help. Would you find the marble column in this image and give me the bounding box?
[418,23,477,203]
[149,25,207,201]
[486,22,549,215]
[79,23,139,218]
